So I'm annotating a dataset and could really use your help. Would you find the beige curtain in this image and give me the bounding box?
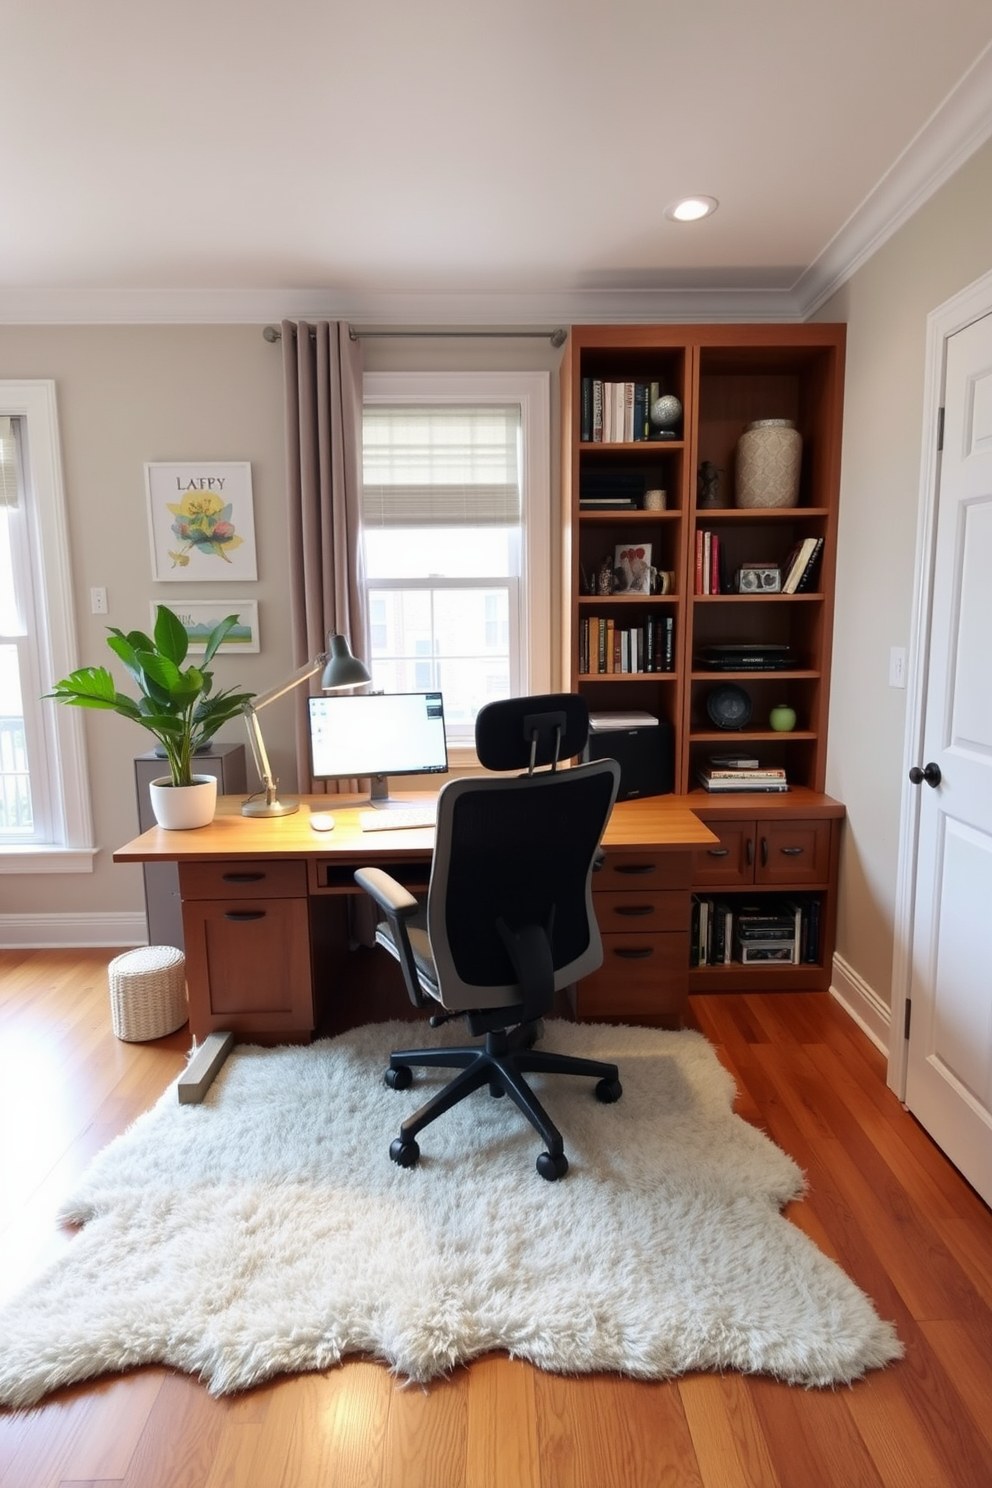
[282,320,368,794]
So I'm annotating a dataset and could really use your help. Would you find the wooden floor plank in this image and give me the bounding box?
[1,954,991,1488]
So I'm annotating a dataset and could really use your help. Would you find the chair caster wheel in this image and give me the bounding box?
[536,1151,568,1181]
[390,1137,420,1167]
[595,1077,622,1103]
[385,1064,413,1090]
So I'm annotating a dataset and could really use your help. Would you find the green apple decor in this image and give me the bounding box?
[769,703,797,733]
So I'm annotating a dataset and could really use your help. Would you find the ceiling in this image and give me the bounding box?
[3,0,992,325]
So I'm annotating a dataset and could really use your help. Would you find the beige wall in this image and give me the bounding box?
[815,135,992,1007]
[0,326,560,935]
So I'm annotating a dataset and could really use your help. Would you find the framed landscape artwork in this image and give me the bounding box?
[145,462,258,581]
[153,600,260,654]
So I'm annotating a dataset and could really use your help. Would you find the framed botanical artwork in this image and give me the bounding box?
[152,600,260,654]
[613,542,653,595]
[145,462,257,581]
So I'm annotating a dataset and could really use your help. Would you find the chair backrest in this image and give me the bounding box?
[424,694,620,1013]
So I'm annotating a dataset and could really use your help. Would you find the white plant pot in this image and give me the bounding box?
[148,774,217,830]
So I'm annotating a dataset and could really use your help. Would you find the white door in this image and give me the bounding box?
[904,308,992,1207]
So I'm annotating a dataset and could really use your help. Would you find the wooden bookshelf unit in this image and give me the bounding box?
[561,324,847,992]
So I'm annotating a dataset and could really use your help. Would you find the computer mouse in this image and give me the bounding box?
[308,812,336,832]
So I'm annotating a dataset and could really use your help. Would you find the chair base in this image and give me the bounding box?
[386,1020,621,1178]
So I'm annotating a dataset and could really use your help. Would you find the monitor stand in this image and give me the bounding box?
[367,774,408,809]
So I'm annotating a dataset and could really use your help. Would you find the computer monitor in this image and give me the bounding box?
[308,691,448,806]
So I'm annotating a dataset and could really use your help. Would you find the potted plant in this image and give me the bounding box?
[47,604,255,829]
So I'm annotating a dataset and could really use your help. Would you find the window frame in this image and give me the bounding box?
[361,371,552,762]
[0,381,95,872]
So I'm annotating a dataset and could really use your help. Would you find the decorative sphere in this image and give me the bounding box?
[650,394,682,429]
[769,704,797,733]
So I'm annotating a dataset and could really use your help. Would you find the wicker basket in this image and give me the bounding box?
[108,945,188,1041]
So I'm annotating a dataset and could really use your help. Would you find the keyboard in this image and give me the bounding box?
[359,807,436,833]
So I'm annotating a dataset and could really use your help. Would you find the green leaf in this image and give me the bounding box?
[153,606,189,666]
[201,614,240,667]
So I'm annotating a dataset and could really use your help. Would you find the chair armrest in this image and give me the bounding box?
[354,867,428,1008]
[354,866,419,919]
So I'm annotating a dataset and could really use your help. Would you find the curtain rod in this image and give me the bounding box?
[263,325,568,349]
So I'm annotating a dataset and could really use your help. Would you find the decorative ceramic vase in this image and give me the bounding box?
[735,419,802,509]
[148,774,217,830]
[769,704,797,733]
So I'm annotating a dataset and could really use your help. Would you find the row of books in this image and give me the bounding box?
[579,614,674,675]
[694,530,727,594]
[691,896,821,967]
[579,380,677,444]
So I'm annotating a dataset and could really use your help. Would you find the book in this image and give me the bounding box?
[697,775,789,792]
[781,536,819,593]
[589,711,659,731]
[708,752,761,769]
[793,536,825,593]
[703,766,786,779]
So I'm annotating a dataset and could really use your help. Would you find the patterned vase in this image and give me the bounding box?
[735,419,802,509]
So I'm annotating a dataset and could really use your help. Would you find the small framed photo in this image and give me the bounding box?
[737,563,781,594]
[613,542,653,595]
[145,461,257,581]
[152,600,260,654]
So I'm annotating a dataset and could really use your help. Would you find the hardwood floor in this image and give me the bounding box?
[1,947,991,1488]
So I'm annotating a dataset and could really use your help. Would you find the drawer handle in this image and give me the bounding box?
[222,872,266,882]
[761,837,768,868]
[747,838,754,867]
[614,864,656,876]
[224,909,266,921]
[706,847,729,858]
[614,905,653,917]
[781,846,804,856]
[612,946,653,960]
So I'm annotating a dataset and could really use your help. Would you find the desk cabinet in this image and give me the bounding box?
[572,848,692,1026]
[180,860,316,1041]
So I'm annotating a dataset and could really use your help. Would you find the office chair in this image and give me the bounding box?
[354,693,622,1180]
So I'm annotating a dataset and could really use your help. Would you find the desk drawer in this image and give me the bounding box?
[594,891,688,934]
[595,851,691,891]
[575,931,689,1023]
[179,860,308,900]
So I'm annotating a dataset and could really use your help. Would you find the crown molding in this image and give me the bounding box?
[793,39,992,318]
[0,49,990,332]
[0,284,806,328]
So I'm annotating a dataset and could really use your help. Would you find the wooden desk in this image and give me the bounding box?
[114,792,717,1044]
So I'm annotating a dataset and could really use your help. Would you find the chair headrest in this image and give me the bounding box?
[475,694,590,772]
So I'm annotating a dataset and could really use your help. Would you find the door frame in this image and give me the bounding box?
[889,265,992,1098]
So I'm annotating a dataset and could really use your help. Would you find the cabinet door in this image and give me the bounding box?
[692,822,755,886]
[575,932,689,1024]
[182,896,313,1040]
[755,819,831,885]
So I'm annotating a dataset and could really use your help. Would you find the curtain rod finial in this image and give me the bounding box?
[262,325,281,343]
[551,328,567,348]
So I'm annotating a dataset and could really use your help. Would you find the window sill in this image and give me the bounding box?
[0,845,98,873]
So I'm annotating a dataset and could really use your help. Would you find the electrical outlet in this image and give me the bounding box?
[90,586,108,615]
[889,646,907,689]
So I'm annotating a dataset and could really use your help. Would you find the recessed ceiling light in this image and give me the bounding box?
[665,196,719,223]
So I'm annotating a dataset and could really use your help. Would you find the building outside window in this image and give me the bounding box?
[361,373,551,752]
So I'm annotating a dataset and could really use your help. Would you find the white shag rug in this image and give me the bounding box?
[0,1019,901,1407]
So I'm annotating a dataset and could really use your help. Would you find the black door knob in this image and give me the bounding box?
[909,762,941,788]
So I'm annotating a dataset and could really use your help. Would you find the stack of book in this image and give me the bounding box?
[697,755,788,792]
[734,903,801,964]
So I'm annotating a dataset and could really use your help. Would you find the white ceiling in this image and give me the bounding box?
[3,0,992,325]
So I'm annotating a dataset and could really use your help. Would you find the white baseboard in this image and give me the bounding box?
[0,912,148,949]
[830,954,891,1056]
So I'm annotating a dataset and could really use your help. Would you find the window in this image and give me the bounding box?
[0,382,94,871]
[361,373,550,750]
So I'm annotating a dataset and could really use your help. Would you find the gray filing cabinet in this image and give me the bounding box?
[133,743,248,949]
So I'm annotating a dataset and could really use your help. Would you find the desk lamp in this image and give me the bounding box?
[241,634,370,817]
